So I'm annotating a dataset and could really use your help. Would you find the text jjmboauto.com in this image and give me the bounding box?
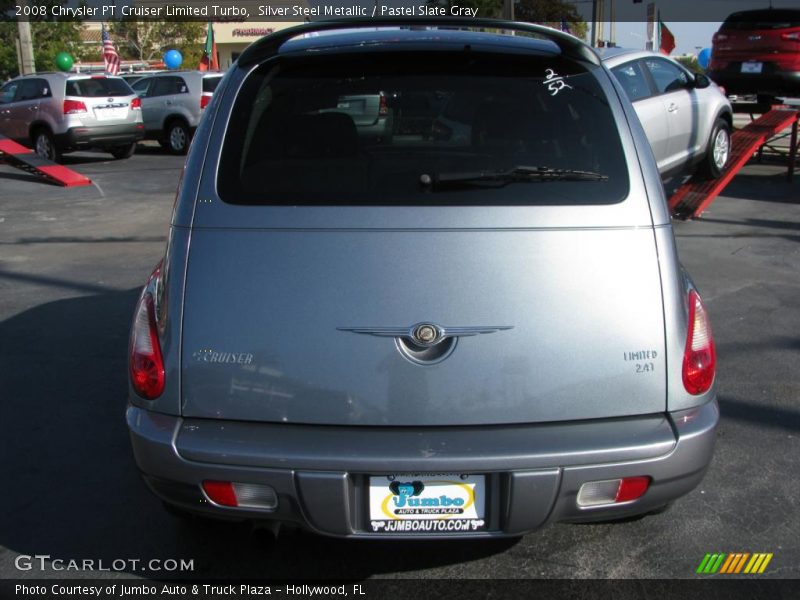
[16,584,365,597]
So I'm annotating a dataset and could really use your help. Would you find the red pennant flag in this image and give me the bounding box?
[659,19,676,55]
[199,22,219,71]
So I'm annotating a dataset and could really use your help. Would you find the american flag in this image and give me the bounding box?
[102,25,120,75]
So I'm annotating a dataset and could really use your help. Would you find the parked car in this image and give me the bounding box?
[130,70,223,154]
[127,21,719,539]
[0,72,144,162]
[708,8,800,101]
[601,49,733,178]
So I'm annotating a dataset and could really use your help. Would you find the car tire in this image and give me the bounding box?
[699,118,731,179]
[166,120,190,155]
[32,128,60,163]
[110,143,136,160]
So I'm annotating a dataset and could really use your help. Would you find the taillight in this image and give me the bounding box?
[683,290,716,395]
[200,94,211,110]
[576,477,651,507]
[63,99,87,114]
[129,268,165,400]
[781,32,800,41]
[378,92,389,117]
[130,97,141,110]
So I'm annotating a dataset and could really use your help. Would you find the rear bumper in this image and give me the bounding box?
[127,399,719,539]
[57,124,145,150]
[708,68,800,96]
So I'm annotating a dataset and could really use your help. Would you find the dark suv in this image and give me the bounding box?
[708,9,800,99]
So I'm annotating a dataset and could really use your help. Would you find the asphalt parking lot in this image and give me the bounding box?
[0,143,798,580]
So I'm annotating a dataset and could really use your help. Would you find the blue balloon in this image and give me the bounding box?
[163,49,183,70]
[697,47,712,70]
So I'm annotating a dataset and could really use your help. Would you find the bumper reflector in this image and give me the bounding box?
[576,476,651,507]
[202,481,278,510]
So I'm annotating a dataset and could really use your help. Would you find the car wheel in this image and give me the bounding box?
[699,118,731,179]
[166,121,190,155]
[33,128,60,163]
[110,142,136,160]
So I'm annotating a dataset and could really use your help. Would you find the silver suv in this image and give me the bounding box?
[601,49,733,178]
[131,70,223,154]
[126,21,719,539]
[0,72,144,162]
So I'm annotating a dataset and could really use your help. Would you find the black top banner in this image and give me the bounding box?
[4,0,800,23]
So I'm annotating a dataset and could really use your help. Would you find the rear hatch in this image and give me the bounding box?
[712,9,800,69]
[64,76,140,126]
[180,45,667,427]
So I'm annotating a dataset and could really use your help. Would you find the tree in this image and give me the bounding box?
[0,1,86,81]
[109,20,205,67]
[676,55,703,74]
[514,0,588,41]
[427,0,587,41]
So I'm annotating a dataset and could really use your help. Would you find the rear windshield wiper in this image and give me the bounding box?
[421,166,609,191]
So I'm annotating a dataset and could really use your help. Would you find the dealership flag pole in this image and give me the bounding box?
[658,12,676,55]
[199,22,219,71]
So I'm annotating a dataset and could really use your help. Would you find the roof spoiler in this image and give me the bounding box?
[237,18,600,67]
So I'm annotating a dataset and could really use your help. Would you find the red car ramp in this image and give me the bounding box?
[669,108,798,220]
[0,135,92,187]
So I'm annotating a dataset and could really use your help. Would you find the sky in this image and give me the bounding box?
[608,22,722,56]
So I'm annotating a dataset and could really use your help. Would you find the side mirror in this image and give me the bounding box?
[694,73,711,89]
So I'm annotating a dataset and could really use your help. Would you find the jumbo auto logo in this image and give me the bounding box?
[382,479,473,517]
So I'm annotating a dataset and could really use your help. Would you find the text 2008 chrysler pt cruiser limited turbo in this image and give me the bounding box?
[127,19,719,538]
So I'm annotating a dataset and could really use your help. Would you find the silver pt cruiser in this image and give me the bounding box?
[127,19,719,539]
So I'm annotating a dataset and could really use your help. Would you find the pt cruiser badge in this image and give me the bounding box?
[337,323,514,346]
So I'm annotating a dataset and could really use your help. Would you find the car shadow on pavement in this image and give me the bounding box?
[713,170,799,203]
[134,144,174,156]
[0,170,56,186]
[0,289,516,579]
[59,153,123,166]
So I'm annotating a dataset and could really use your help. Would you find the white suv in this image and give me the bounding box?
[131,71,223,154]
[0,72,144,162]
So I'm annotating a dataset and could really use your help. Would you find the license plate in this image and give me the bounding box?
[94,107,126,121]
[741,61,763,74]
[368,474,486,534]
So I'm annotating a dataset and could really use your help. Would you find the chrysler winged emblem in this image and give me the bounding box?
[337,322,513,347]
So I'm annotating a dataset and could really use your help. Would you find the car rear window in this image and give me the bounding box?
[721,9,800,30]
[203,77,222,93]
[66,77,133,97]
[217,52,629,206]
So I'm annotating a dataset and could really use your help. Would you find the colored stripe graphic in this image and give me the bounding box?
[719,554,736,573]
[697,553,727,574]
[698,553,773,574]
[720,553,746,573]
